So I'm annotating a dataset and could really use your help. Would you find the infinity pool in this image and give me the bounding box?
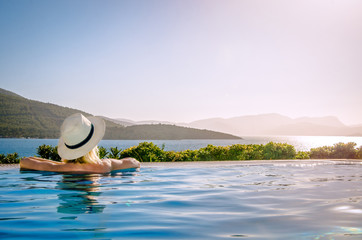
[0,160,361,239]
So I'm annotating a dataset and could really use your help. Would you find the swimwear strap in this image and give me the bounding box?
[65,124,94,150]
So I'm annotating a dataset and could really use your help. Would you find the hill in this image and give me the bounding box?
[103,124,241,140]
[0,88,23,98]
[0,88,241,139]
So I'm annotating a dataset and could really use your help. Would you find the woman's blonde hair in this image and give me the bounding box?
[63,146,101,164]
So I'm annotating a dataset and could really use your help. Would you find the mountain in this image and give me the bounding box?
[0,88,241,140]
[99,116,136,127]
[187,114,362,136]
[113,118,176,126]
[189,114,291,136]
[0,88,23,98]
[101,117,175,127]
[104,124,241,140]
[293,116,345,127]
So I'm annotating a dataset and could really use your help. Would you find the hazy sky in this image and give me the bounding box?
[1,0,361,125]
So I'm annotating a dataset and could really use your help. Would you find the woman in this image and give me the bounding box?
[20,113,140,173]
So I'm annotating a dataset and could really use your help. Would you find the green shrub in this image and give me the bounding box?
[310,146,332,159]
[195,145,229,161]
[358,146,362,159]
[227,144,245,160]
[107,147,122,159]
[226,144,262,160]
[331,142,357,159]
[166,149,199,162]
[296,151,310,159]
[162,150,177,162]
[179,149,198,161]
[98,146,108,159]
[119,142,166,162]
[263,142,296,160]
[0,153,21,164]
[310,142,358,159]
[37,145,61,161]
[244,144,264,160]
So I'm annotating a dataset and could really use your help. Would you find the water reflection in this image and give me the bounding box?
[57,174,105,214]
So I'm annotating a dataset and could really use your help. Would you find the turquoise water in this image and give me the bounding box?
[1,136,362,157]
[0,161,361,239]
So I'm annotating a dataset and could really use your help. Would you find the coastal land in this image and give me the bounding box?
[2,88,361,138]
[0,88,240,140]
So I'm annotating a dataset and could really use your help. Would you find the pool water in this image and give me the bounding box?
[0,160,361,239]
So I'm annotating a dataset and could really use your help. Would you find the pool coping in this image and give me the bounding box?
[2,159,361,170]
[140,159,362,167]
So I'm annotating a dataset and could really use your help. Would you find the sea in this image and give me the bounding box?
[1,136,362,157]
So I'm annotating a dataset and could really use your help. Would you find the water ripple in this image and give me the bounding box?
[0,161,361,239]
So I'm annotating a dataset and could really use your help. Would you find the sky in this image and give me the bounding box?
[0,0,361,125]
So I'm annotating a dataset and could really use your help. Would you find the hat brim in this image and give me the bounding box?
[57,116,105,160]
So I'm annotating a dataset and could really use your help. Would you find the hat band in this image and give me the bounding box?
[64,124,94,150]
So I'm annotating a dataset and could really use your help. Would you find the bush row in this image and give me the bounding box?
[310,142,362,159]
[114,142,298,162]
[102,142,362,162]
[1,141,361,164]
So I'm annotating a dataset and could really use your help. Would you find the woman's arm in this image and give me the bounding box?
[20,157,65,171]
[109,157,140,171]
[20,157,140,173]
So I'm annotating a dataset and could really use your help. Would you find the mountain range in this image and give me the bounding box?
[107,114,362,137]
[186,114,362,136]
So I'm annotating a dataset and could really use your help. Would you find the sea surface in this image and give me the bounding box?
[1,136,362,157]
[0,160,361,239]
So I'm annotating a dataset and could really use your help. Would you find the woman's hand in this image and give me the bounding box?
[110,157,140,171]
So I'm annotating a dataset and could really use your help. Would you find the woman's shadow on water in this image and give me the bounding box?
[20,168,139,215]
[56,174,106,214]
[56,169,139,215]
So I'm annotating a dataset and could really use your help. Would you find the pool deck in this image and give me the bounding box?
[1,159,361,170]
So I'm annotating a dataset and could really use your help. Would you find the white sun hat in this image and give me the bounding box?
[57,113,105,160]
